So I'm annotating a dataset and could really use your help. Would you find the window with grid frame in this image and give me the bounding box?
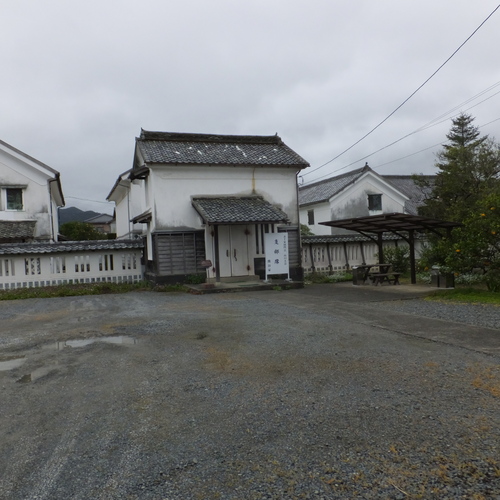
[5,188,24,211]
[368,193,382,211]
[2,187,24,211]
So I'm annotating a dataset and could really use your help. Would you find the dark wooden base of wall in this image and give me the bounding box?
[145,267,304,286]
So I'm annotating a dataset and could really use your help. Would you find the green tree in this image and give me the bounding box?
[415,115,500,289]
[445,192,500,290]
[415,113,500,222]
[300,224,314,236]
[60,222,107,241]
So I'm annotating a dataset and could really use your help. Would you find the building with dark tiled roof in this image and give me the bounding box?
[107,131,309,284]
[0,139,65,244]
[84,213,115,234]
[299,164,434,235]
[383,174,434,216]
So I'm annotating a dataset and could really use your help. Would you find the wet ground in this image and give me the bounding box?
[0,285,499,499]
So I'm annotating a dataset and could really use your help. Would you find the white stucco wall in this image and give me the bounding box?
[299,202,332,235]
[112,178,148,239]
[144,165,300,231]
[299,172,409,236]
[330,174,407,222]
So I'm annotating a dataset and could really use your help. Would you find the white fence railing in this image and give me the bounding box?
[301,236,424,275]
[0,241,144,290]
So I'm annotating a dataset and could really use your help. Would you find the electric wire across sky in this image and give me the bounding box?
[302,3,500,182]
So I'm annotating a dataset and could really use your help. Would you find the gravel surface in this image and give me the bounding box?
[372,298,500,331]
[0,287,499,499]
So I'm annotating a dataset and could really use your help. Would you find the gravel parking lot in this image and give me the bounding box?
[0,284,499,499]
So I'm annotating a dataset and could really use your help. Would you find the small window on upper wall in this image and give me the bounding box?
[307,209,315,225]
[6,188,24,211]
[368,194,382,211]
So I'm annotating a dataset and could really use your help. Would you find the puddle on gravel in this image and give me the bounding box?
[1,336,137,381]
[0,357,27,371]
[17,366,57,383]
[54,335,137,350]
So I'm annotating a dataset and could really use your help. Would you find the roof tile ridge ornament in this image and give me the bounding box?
[300,165,369,189]
[191,194,264,200]
[138,129,283,145]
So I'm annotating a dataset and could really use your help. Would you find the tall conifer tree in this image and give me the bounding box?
[416,113,500,221]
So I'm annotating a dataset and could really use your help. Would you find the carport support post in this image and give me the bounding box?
[359,241,366,265]
[377,233,384,264]
[343,242,349,269]
[409,229,416,284]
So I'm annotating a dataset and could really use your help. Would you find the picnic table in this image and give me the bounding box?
[352,264,401,286]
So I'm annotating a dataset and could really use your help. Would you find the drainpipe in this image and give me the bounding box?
[48,177,62,242]
[295,171,302,277]
[47,181,56,241]
[214,225,221,282]
[127,190,131,238]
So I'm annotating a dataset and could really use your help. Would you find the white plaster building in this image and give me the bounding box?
[0,139,144,290]
[0,139,65,243]
[298,165,434,275]
[107,131,309,283]
[299,164,432,235]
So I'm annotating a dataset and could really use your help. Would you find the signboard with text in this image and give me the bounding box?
[264,232,289,280]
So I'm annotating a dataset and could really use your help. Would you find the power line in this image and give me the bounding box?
[332,87,500,174]
[371,116,500,170]
[371,143,443,170]
[303,115,500,185]
[302,84,500,186]
[303,3,500,178]
[66,196,113,205]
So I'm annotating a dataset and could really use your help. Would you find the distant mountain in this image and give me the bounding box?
[59,207,101,225]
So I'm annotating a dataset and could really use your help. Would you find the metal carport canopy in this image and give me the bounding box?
[319,212,462,284]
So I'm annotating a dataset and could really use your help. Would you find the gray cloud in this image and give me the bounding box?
[1,0,499,212]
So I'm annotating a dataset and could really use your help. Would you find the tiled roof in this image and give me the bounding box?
[192,197,289,224]
[299,167,434,214]
[0,239,143,255]
[85,214,114,224]
[299,166,368,206]
[384,175,434,215]
[135,131,309,168]
[302,233,404,244]
[0,220,36,240]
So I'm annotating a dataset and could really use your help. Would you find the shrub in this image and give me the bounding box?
[185,274,206,284]
[305,272,352,284]
[484,268,500,292]
[454,273,484,286]
[379,246,410,274]
[416,272,432,284]
[59,221,107,241]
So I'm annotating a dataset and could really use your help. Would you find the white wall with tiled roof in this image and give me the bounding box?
[0,140,64,242]
[107,132,308,282]
[299,169,409,235]
[149,165,299,231]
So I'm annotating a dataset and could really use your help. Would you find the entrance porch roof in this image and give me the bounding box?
[192,196,289,225]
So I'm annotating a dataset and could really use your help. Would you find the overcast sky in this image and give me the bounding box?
[2,1,500,214]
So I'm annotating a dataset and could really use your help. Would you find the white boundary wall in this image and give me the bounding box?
[302,239,424,274]
[0,249,143,290]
